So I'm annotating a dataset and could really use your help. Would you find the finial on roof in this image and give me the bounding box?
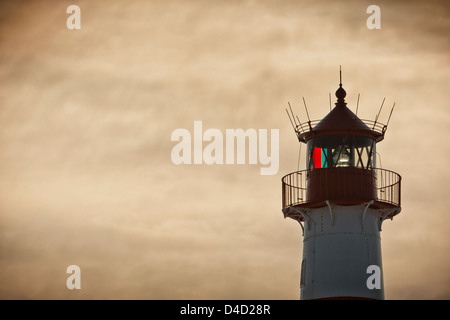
[335,66,346,104]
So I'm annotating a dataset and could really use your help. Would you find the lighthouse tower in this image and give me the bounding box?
[282,73,401,300]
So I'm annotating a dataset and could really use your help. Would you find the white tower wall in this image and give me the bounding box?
[300,204,385,300]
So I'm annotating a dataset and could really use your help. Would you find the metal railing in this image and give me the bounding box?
[294,119,386,137]
[282,168,401,209]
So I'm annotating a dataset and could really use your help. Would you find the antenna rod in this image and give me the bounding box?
[375,97,386,123]
[356,93,360,116]
[329,93,332,111]
[373,97,385,130]
[296,115,302,128]
[285,108,296,131]
[302,97,311,122]
[386,102,396,127]
[288,102,298,126]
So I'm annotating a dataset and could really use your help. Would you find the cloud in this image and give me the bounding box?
[0,0,449,299]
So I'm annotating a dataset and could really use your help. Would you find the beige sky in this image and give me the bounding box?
[0,0,449,299]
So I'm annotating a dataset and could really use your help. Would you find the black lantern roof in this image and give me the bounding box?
[293,81,386,143]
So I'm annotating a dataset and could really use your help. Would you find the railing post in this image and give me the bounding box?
[389,172,394,202]
[289,174,293,205]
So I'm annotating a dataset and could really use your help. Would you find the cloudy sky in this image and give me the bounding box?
[0,0,449,299]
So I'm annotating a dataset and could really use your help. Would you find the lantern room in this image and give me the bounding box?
[307,134,376,170]
[302,80,382,174]
[282,76,401,212]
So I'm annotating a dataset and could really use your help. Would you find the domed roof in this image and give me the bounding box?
[297,80,385,142]
[313,85,372,134]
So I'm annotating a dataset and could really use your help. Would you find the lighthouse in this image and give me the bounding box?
[282,72,401,300]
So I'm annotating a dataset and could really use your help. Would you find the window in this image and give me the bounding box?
[307,135,376,170]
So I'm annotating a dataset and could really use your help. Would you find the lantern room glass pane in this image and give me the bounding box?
[307,135,376,170]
